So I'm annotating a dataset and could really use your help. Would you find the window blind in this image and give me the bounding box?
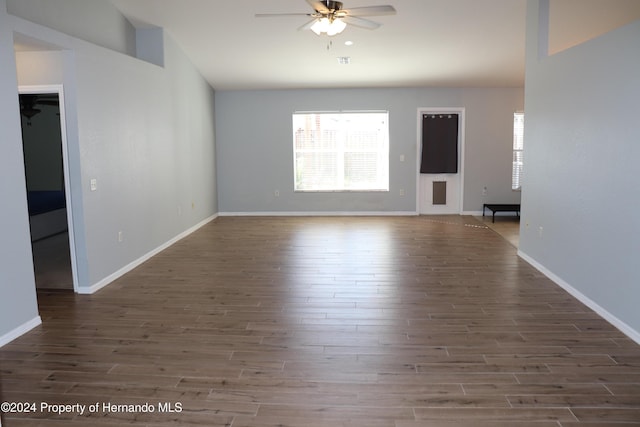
[293,112,389,192]
[512,112,524,190]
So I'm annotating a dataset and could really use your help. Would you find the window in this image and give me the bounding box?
[293,111,389,192]
[512,112,524,190]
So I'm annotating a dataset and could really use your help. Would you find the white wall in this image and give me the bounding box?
[520,0,640,340]
[1,0,217,344]
[215,87,523,214]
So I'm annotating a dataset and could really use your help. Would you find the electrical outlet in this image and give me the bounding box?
[399,189,405,196]
[399,154,405,162]
[90,178,97,191]
[482,186,487,196]
[118,231,123,242]
[274,190,280,197]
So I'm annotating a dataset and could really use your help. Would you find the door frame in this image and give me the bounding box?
[415,107,466,215]
[19,84,79,292]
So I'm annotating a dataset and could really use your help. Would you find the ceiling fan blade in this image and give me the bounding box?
[306,0,330,14]
[341,5,396,16]
[298,18,319,31]
[255,13,312,18]
[342,15,382,30]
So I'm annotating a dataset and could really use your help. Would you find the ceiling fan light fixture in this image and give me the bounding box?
[328,18,346,36]
[310,17,346,36]
[310,18,328,35]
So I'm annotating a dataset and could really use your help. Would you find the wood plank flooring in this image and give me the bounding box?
[1,215,639,426]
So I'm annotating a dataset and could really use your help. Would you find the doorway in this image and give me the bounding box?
[19,85,77,291]
[416,108,465,215]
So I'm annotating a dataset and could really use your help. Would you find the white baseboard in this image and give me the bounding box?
[78,214,218,295]
[518,250,640,345]
[218,211,418,217]
[0,315,42,348]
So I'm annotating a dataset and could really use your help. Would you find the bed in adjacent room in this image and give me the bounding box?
[27,190,68,241]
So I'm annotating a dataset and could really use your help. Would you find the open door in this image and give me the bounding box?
[19,85,78,292]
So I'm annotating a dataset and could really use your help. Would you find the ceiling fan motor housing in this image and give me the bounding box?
[323,1,343,12]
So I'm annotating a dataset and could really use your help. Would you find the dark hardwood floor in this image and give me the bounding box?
[1,216,639,426]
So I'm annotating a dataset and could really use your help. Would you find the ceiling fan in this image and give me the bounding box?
[256,0,396,36]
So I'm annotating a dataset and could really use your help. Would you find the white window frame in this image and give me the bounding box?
[512,112,524,191]
[292,111,389,192]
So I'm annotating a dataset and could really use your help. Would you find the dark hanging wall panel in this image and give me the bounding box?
[420,114,459,174]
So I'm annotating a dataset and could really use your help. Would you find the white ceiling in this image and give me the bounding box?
[103,0,639,91]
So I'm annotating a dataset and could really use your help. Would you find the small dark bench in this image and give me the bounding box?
[483,204,521,223]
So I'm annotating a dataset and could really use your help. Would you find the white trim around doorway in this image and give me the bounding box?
[19,84,79,293]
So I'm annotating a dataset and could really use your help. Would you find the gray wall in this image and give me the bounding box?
[520,0,640,339]
[215,87,523,214]
[7,0,136,56]
[1,0,217,343]
[0,0,41,345]
[70,34,217,288]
